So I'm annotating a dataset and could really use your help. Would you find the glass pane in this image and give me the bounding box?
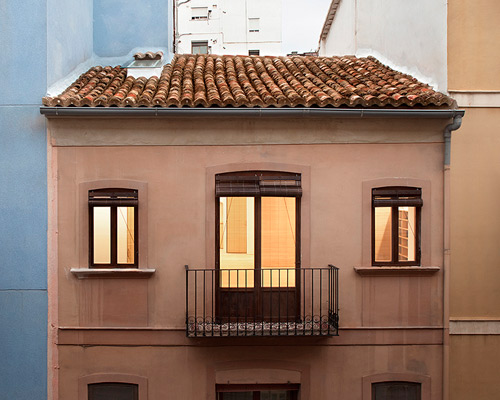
[373,382,421,400]
[398,207,416,262]
[220,197,254,288]
[117,206,135,264]
[93,207,111,264]
[261,197,296,287]
[88,383,138,400]
[261,390,289,400]
[374,207,392,262]
[218,392,253,400]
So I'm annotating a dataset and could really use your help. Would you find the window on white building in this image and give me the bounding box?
[248,18,260,32]
[192,7,208,20]
[192,41,209,54]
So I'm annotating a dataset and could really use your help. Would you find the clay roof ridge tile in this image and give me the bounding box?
[123,76,148,107]
[152,57,176,107]
[109,75,135,106]
[193,55,208,107]
[138,76,160,106]
[215,56,236,106]
[243,57,275,106]
[293,57,335,105]
[284,57,322,105]
[225,57,248,106]
[255,58,287,105]
[233,57,262,107]
[270,58,304,105]
[180,55,196,106]
[204,56,222,107]
[167,55,187,107]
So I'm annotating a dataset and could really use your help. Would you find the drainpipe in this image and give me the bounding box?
[442,113,463,400]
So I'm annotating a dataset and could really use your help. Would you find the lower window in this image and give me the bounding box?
[372,381,421,400]
[217,384,299,400]
[88,383,138,400]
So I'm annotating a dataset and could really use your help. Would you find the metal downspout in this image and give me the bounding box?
[442,113,463,400]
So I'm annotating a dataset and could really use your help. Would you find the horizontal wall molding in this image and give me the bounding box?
[448,91,500,107]
[450,319,500,335]
[57,326,443,346]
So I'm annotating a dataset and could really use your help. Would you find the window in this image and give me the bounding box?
[248,18,260,32]
[372,382,421,400]
[88,383,138,400]
[217,384,299,400]
[248,50,260,56]
[372,187,421,266]
[216,171,301,320]
[192,40,209,54]
[191,7,208,20]
[89,188,138,267]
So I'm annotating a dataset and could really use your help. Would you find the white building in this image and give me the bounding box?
[175,0,282,56]
[317,0,447,92]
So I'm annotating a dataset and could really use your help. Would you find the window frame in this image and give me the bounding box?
[248,50,260,56]
[88,382,138,400]
[88,188,139,268]
[362,373,430,400]
[371,186,422,266]
[78,373,148,400]
[371,381,421,400]
[217,383,299,400]
[191,6,209,20]
[191,40,209,54]
[248,17,260,32]
[215,171,302,274]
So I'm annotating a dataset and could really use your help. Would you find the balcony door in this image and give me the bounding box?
[216,172,301,322]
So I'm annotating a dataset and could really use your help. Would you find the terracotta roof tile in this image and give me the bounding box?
[43,54,455,108]
[134,51,163,60]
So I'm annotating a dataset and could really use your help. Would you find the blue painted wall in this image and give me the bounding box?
[0,0,48,397]
[93,0,171,57]
[47,0,93,87]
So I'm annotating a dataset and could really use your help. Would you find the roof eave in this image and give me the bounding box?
[40,107,465,119]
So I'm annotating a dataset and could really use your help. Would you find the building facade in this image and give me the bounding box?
[175,0,282,56]
[42,53,461,399]
[448,1,500,399]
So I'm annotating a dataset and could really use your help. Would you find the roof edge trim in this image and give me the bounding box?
[40,107,465,119]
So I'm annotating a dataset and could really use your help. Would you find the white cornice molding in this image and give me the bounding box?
[448,90,500,108]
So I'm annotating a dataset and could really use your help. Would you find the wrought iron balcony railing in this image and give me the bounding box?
[186,265,339,337]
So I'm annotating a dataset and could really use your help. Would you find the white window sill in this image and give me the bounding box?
[353,266,440,276]
[70,268,156,279]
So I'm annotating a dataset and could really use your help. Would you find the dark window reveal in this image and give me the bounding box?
[217,384,299,400]
[88,383,138,400]
[372,381,421,400]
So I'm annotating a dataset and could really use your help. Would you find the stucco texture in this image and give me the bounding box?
[450,107,500,318]
[448,0,500,90]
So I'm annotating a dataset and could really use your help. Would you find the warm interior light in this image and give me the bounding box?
[220,197,255,288]
[398,206,416,261]
[219,197,295,288]
[93,207,111,264]
[261,197,295,287]
[117,206,135,264]
[374,207,392,262]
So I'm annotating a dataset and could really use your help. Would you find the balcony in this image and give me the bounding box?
[186,265,339,337]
